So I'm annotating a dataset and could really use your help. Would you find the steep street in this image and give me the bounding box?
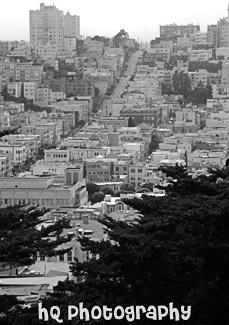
[100,51,141,116]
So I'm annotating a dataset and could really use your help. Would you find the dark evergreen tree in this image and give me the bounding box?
[0,206,73,269]
[3,166,229,324]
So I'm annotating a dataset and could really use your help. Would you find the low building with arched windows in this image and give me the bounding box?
[0,166,87,209]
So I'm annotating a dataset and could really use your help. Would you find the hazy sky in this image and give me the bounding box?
[1,0,229,43]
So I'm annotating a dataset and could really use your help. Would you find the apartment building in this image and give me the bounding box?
[207,25,217,46]
[189,49,213,61]
[216,47,229,59]
[0,41,11,56]
[14,63,43,83]
[45,77,94,97]
[120,106,162,128]
[53,97,91,122]
[34,44,57,60]
[23,82,38,100]
[129,163,146,188]
[1,134,41,158]
[0,142,26,164]
[212,84,229,98]
[193,32,207,45]
[114,160,130,180]
[96,117,128,130]
[32,148,72,176]
[30,4,80,53]
[160,24,200,38]
[30,3,65,52]
[0,155,12,177]
[175,110,197,125]
[21,124,56,146]
[122,142,146,161]
[188,69,209,89]
[7,82,22,97]
[147,47,171,61]
[188,150,225,171]
[119,127,141,141]
[65,79,94,96]
[71,147,110,161]
[222,61,229,85]
[83,157,117,183]
[84,38,104,55]
[128,77,161,100]
[5,102,24,114]
[45,148,70,162]
[217,17,229,47]
[64,11,80,39]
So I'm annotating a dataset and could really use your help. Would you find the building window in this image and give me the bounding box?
[59,254,65,262]
[66,172,71,184]
[73,172,78,183]
[40,255,45,261]
[67,250,73,262]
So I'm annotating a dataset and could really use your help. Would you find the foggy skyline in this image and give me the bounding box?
[1,0,229,43]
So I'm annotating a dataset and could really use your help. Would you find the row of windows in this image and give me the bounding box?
[89,178,109,182]
[87,164,109,168]
[46,153,67,158]
[1,198,70,206]
[40,250,73,262]
[130,168,143,173]
[88,171,109,175]
[115,167,127,171]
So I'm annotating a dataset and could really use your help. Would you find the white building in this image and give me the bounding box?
[188,69,209,89]
[189,49,213,61]
[64,11,80,39]
[30,4,80,53]
[7,82,22,98]
[0,167,87,209]
[216,47,229,59]
[24,82,38,100]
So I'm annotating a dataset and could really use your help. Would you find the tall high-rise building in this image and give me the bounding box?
[65,12,80,39]
[216,4,229,47]
[30,3,80,53]
[217,18,229,47]
[207,25,217,47]
[159,24,200,39]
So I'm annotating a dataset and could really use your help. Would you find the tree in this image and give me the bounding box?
[172,71,191,99]
[148,134,160,154]
[187,83,212,105]
[140,182,154,191]
[86,183,99,196]
[76,119,86,127]
[113,29,129,48]
[0,206,73,270]
[5,166,229,324]
[91,191,105,204]
[102,187,114,196]
[0,126,20,139]
[128,117,136,127]
[136,188,151,193]
[0,205,74,322]
[92,35,110,47]
[94,87,100,97]
[120,183,135,192]
[161,83,173,95]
